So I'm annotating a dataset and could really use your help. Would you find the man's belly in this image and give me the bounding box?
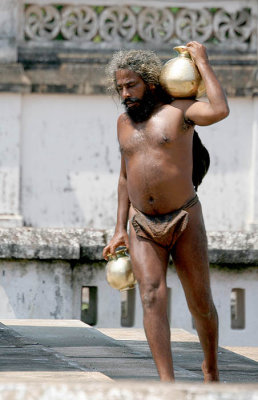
[126,163,195,215]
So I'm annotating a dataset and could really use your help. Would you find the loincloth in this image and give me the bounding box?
[131,194,199,250]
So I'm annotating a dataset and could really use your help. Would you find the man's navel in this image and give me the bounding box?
[148,196,154,204]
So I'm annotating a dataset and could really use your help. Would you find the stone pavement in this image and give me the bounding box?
[0,319,257,399]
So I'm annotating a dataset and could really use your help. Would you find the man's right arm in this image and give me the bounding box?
[103,154,130,260]
[181,42,229,126]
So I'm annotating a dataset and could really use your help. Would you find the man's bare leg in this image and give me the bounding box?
[171,201,219,382]
[129,212,174,381]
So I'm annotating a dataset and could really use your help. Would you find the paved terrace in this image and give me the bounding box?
[0,319,257,399]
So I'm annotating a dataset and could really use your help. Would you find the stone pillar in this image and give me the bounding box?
[0,1,22,226]
[0,94,23,227]
[249,94,258,230]
[0,0,19,63]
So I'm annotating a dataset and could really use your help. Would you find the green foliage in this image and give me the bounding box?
[131,6,142,14]
[132,33,143,43]
[94,6,105,14]
[55,5,63,11]
[55,32,64,41]
[93,35,102,43]
[206,37,220,44]
[170,7,179,14]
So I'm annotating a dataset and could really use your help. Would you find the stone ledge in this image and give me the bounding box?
[0,64,31,93]
[0,228,83,260]
[1,51,257,96]
[0,228,107,261]
[0,228,257,265]
[208,231,258,265]
[0,381,257,400]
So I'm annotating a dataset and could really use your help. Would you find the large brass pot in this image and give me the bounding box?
[106,248,137,292]
[160,46,205,98]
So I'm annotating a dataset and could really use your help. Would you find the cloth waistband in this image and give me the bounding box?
[180,194,199,211]
[131,194,199,216]
[132,194,199,216]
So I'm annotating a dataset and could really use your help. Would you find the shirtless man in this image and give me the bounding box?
[103,41,229,382]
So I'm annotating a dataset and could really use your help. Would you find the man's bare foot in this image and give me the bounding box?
[201,360,219,382]
[160,376,175,383]
[160,378,175,383]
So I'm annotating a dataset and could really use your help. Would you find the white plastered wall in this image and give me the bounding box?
[0,93,255,231]
[197,97,254,231]
[0,259,257,346]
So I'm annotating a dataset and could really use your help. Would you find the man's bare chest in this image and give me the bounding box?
[119,124,182,157]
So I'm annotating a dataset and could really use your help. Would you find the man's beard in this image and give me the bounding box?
[122,87,157,123]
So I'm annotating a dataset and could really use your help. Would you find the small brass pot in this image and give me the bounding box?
[160,46,205,98]
[106,248,137,292]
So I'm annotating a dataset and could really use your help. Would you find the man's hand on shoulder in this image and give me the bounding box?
[186,41,209,67]
[179,41,230,126]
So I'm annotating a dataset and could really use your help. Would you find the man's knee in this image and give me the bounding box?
[188,297,217,320]
[140,281,166,310]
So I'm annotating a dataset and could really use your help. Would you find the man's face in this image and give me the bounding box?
[115,69,156,123]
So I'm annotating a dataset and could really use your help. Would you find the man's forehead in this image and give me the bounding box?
[115,69,142,83]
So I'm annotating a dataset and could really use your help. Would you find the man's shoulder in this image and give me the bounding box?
[118,112,130,125]
[157,101,197,127]
[170,98,197,110]
[117,113,132,139]
[157,99,196,113]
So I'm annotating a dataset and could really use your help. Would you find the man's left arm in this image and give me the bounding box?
[184,41,230,126]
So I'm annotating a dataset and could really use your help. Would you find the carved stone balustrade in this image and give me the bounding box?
[20,1,256,52]
[0,0,256,95]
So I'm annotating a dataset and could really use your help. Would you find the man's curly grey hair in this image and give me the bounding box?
[106,49,162,95]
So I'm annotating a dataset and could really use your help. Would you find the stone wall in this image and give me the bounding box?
[11,95,255,231]
[0,228,257,346]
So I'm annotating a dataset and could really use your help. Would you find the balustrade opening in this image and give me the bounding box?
[81,286,98,326]
[121,288,135,327]
[231,288,245,329]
